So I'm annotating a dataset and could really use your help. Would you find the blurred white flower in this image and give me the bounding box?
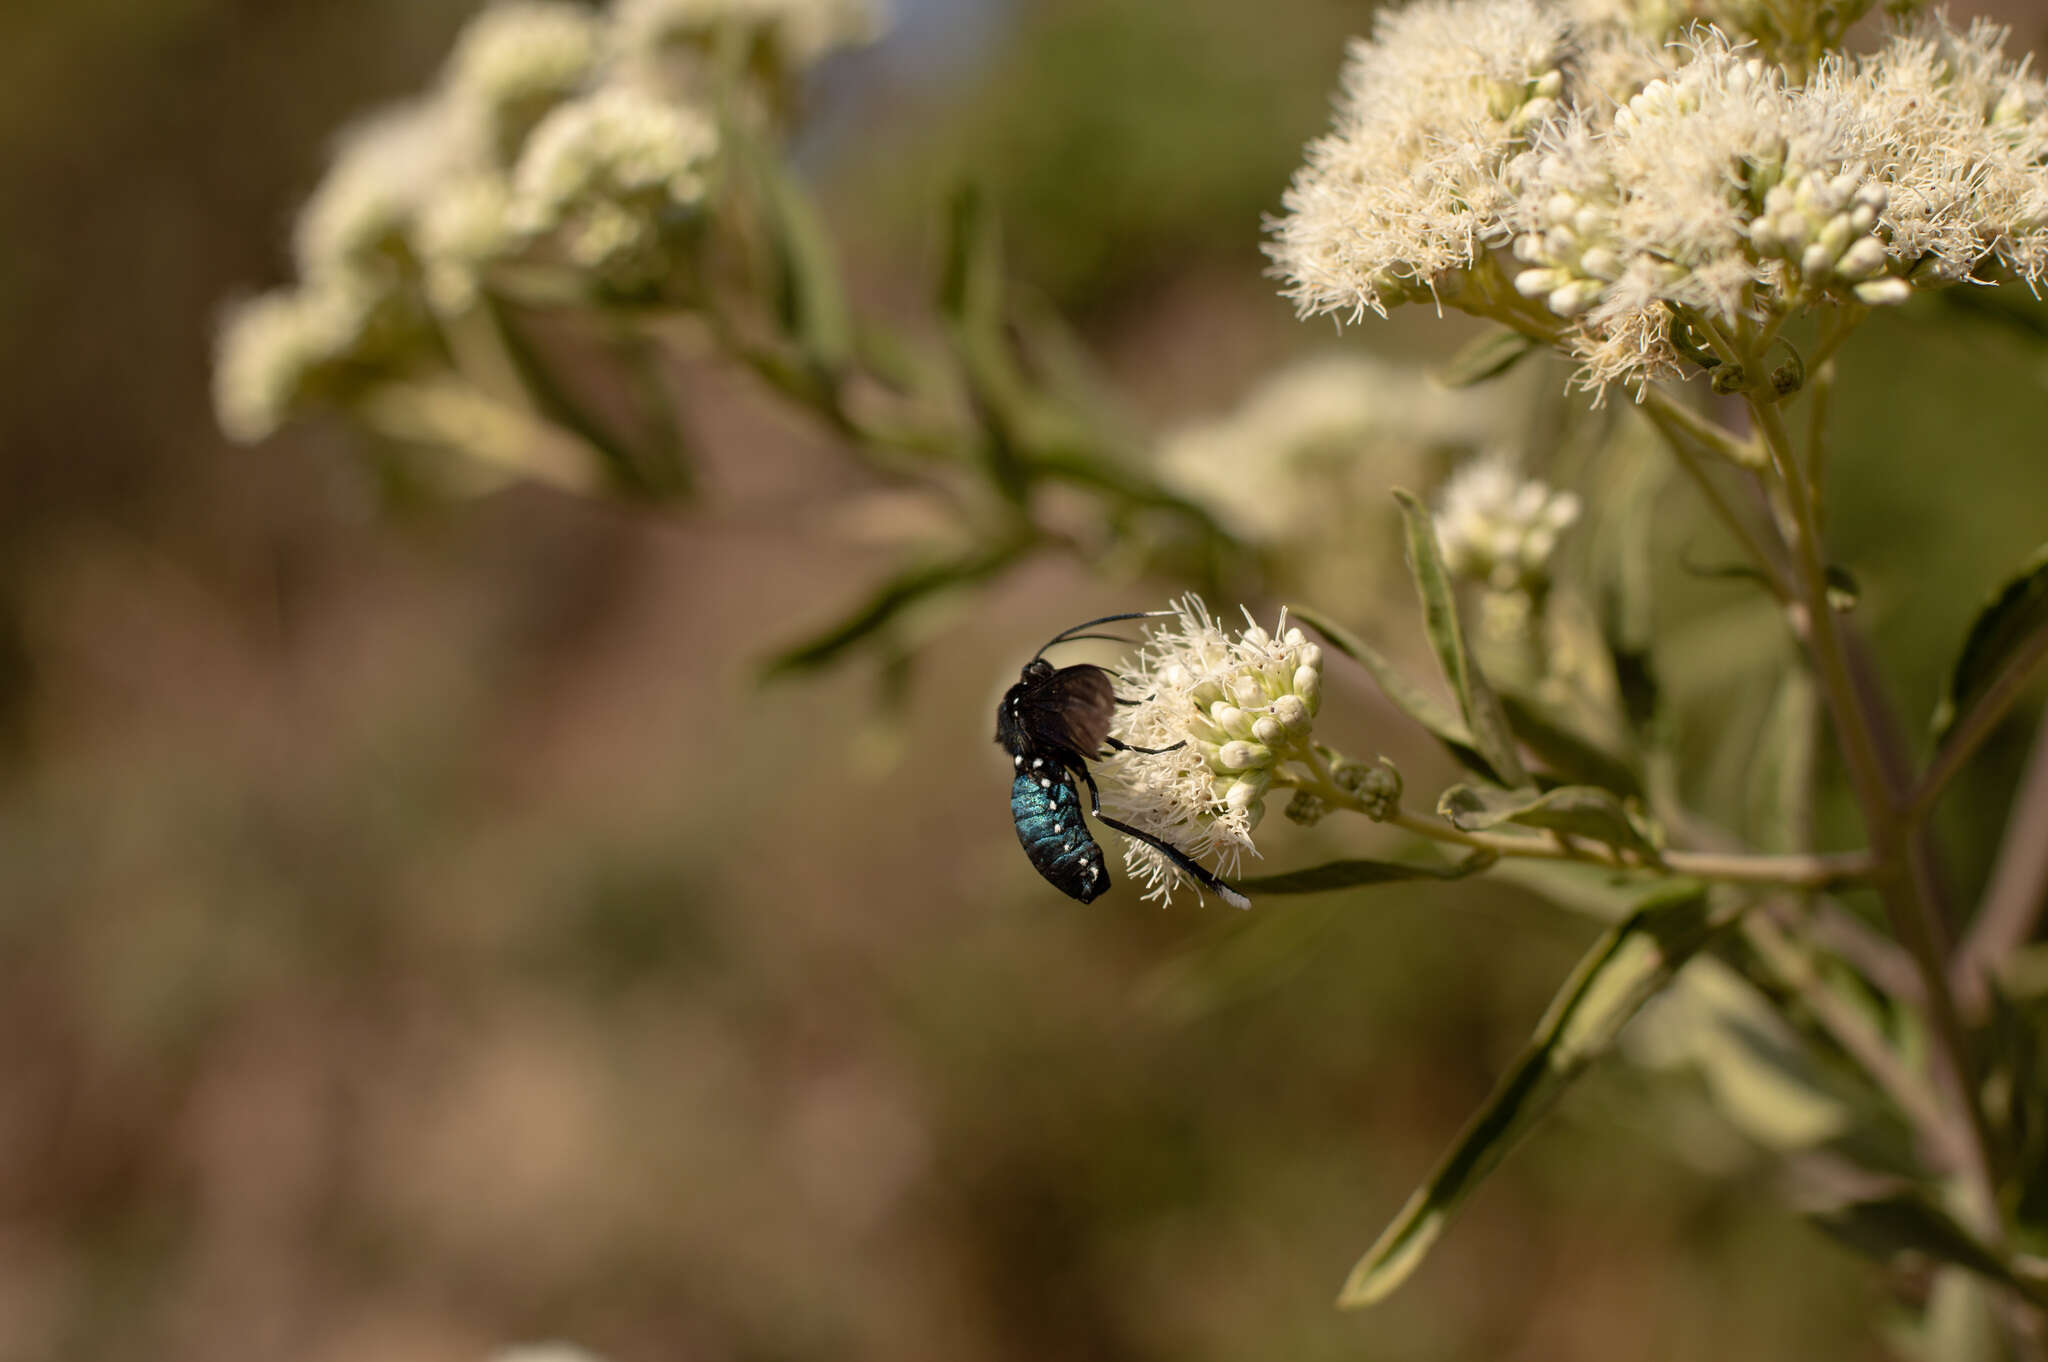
[1435,454,1581,592]
[444,0,606,164]
[419,172,521,311]
[293,98,466,281]
[510,84,719,287]
[612,0,888,71]
[493,1345,613,1362]
[212,280,383,442]
[1159,353,1510,545]
[1102,597,1324,905]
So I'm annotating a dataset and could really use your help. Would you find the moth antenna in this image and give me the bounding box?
[1031,610,1174,661]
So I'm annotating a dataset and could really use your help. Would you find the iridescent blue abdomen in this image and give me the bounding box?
[1011,768,1109,902]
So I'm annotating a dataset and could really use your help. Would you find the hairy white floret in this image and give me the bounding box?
[1267,0,1571,321]
[1276,5,2048,392]
[1101,597,1325,905]
[1823,15,2048,288]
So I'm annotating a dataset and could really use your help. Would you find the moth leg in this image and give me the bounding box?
[1077,765,1105,817]
[1093,813,1250,910]
[1104,737,1184,756]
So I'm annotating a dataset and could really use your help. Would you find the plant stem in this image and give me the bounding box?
[1743,909,1964,1172]
[1638,391,1790,602]
[1744,379,2006,1236]
[1909,624,2048,821]
[1304,791,1871,886]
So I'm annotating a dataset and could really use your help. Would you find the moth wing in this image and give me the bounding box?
[1028,663,1117,757]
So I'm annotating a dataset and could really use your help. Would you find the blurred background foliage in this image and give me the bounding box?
[3,0,2047,1358]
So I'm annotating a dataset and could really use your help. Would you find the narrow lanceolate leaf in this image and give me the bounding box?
[758,544,1022,679]
[1434,327,1539,389]
[1337,881,1718,1308]
[1438,783,1661,862]
[938,185,1030,503]
[1230,852,1497,895]
[738,127,853,376]
[1393,491,1531,788]
[1807,1189,2047,1303]
[1499,693,1642,799]
[1288,605,1506,784]
[1933,543,2048,740]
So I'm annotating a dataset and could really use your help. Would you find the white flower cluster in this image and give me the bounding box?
[1101,598,1325,905]
[614,0,887,78]
[1272,2,2048,391]
[1269,0,1573,321]
[1434,454,1581,592]
[510,86,720,288]
[214,0,885,442]
[445,0,606,163]
[212,281,386,445]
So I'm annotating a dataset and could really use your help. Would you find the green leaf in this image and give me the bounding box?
[742,131,853,376]
[1435,328,1539,389]
[938,185,1031,503]
[1499,693,1642,798]
[759,544,1022,679]
[1630,959,1855,1150]
[1933,542,2048,740]
[1338,880,1720,1307]
[1487,859,1657,922]
[1438,783,1661,861]
[1808,1188,2045,1301]
[1288,604,1505,783]
[1393,491,1530,788]
[1230,852,1497,895]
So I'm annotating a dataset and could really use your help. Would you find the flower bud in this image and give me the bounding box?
[1854,277,1913,306]
[1217,740,1271,772]
[1226,769,1272,812]
[1284,789,1328,826]
[1358,759,1403,821]
[1834,238,1887,281]
[1292,666,1322,712]
[1271,693,1312,735]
